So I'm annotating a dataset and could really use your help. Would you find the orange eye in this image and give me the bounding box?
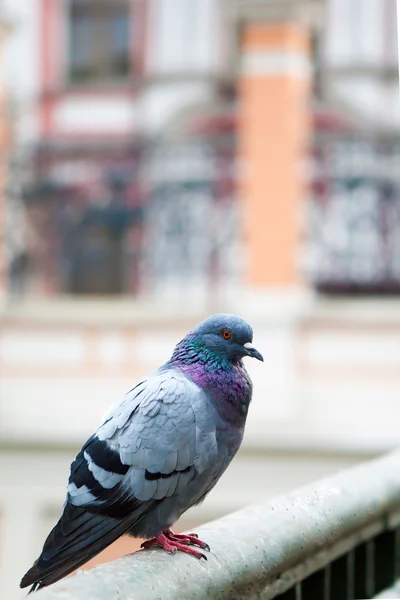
[222,329,232,340]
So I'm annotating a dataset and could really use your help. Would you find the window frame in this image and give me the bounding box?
[63,0,136,89]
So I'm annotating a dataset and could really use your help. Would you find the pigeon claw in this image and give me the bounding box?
[141,534,177,555]
[166,530,210,551]
[141,529,210,560]
[140,538,162,551]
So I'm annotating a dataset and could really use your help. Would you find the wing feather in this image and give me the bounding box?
[21,369,219,592]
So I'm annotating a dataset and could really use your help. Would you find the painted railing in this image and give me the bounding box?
[31,448,400,600]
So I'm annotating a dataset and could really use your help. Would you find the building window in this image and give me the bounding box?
[68,0,130,84]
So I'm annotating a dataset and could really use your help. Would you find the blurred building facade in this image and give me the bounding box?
[2,0,239,301]
[1,0,399,298]
[0,0,400,597]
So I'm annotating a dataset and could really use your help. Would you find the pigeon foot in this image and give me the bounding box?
[141,529,209,560]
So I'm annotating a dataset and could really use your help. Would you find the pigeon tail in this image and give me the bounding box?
[20,502,141,591]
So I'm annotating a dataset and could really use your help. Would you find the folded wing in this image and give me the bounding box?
[21,370,215,592]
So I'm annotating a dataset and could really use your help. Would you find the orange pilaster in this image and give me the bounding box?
[239,23,311,287]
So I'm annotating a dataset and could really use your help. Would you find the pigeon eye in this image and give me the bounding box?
[222,329,232,340]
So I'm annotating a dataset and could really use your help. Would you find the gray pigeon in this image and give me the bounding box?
[21,313,263,592]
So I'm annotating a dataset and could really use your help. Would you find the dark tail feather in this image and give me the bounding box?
[20,502,139,592]
[25,550,100,594]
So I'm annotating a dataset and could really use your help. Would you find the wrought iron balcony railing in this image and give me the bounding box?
[4,133,239,299]
[307,133,400,295]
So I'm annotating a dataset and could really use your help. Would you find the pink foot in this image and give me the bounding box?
[166,530,210,550]
[141,529,210,560]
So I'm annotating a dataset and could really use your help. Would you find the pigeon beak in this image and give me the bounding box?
[243,342,264,362]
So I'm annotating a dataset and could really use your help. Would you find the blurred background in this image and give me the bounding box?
[0,0,399,596]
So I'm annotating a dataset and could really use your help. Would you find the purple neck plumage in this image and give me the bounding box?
[168,334,253,426]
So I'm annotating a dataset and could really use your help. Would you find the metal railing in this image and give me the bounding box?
[30,449,400,600]
[4,130,239,299]
[306,133,400,294]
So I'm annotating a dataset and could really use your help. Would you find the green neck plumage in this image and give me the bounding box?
[169,335,232,371]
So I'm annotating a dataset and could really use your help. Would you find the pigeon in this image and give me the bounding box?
[21,313,263,593]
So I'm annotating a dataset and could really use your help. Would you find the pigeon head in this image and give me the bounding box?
[172,314,263,366]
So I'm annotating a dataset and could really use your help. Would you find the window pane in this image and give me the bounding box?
[110,13,130,76]
[68,0,130,83]
[69,15,92,81]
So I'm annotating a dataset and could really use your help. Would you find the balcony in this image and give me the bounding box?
[306,131,400,294]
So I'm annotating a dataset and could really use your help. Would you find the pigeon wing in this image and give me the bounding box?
[21,370,215,591]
